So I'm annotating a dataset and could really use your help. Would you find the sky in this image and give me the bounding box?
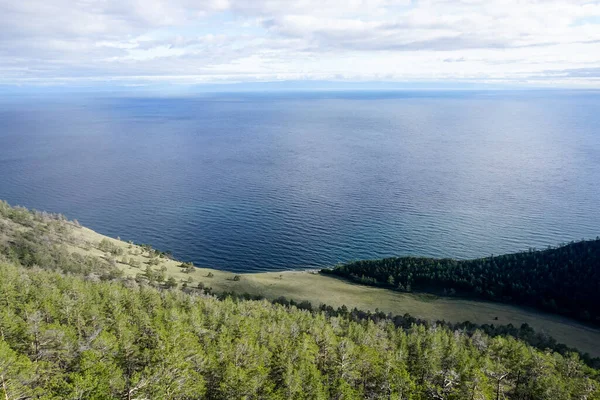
[2,0,600,90]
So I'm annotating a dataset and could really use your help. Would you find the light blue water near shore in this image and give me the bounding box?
[0,91,599,272]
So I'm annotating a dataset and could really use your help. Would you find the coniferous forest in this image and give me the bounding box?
[2,262,600,399]
[324,240,600,324]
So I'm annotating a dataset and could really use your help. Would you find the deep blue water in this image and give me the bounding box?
[0,91,599,272]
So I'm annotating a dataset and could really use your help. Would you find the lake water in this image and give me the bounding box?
[0,91,599,272]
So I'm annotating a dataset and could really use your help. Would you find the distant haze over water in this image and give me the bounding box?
[1,91,599,272]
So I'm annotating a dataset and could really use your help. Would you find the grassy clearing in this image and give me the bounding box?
[65,224,600,357]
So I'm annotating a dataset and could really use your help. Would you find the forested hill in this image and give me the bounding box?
[324,239,600,324]
[2,263,600,399]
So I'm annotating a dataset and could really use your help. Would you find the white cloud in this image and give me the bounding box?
[0,0,599,87]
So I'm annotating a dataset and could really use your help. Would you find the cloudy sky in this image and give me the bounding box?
[2,0,600,88]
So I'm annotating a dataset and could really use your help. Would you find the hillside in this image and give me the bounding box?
[2,260,600,398]
[324,239,600,324]
[1,200,600,359]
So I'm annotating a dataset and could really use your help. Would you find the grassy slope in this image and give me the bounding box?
[67,224,600,357]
